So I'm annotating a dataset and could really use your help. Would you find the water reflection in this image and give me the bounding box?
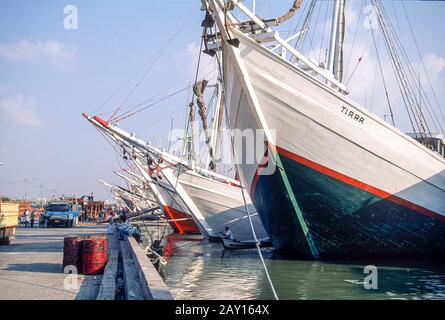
[147,232,445,300]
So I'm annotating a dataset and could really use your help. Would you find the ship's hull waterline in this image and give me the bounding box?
[221,27,445,259]
[155,169,268,241]
[178,170,268,241]
[154,178,201,234]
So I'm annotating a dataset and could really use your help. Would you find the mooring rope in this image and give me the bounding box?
[211,15,279,297]
[236,176,279,300]
[276,0,303,25]
[219,70,279,299]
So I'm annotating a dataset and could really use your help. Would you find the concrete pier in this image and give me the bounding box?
[120,237,145,299]
[0,223,173,300]
[126,236,173,300]
[0,224,106,300]
[96,229,120,300]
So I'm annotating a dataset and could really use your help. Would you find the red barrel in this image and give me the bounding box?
[81,235,108,275]
[63,236,83,272]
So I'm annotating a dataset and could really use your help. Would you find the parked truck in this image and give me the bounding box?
[0,201,19,245]
[44,201,80,228]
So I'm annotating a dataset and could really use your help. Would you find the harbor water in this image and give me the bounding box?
[140,225,445,300]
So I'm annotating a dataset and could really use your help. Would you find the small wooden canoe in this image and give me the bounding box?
[222,238,272,250]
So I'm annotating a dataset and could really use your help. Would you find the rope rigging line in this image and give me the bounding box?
[344,0,364,79]
[98,126,171,245]
[344,33,372,85]
[131,158,168,243]
[371,0,430,140]
[400,1,445,136]
[381,3,438,138]
[95,127,151,223]
[306,0,322,58]
[293,0,317,53]
[224,108,279,300]
[110,86,190,123]
[92,5,200,117]
[160,31,207,222]
[136,104,185,134]
[94,127,128,171]
[380,1,437,139]
[371,24,418,134]
[369,47,378,113]
[96,65,216,120]
[215,32,278,298]
[162,238,207,257]
[317,0,331,64]
[369,16,396,126]
[298,2,319,60]
[288,0,310,41]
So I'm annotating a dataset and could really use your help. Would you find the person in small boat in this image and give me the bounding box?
[223,226,235,241]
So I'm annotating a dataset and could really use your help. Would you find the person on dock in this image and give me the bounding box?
[118,216,141,242]
[223,226,235,241]
[118,216,127,240]
[24,210,30,228]
[107,211,115,234]
[39,213,45,228]
[119,208,127,222]
[99,210,105,222]
[30,211,35,228]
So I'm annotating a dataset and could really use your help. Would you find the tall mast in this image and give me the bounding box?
[334,0,345,82]
[327,0,340,76]
[327,0,345,82]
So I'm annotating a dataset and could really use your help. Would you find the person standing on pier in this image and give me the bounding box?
[30,211,35,228]
[99,210,105,222]
[39,212,45,228]
[24,209,30,228]
[107,210,115,234]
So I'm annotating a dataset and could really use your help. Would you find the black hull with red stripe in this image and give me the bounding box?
[251,150,445,259]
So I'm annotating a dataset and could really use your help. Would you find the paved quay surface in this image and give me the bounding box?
[0,223,107,300]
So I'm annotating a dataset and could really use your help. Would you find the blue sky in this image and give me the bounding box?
[1,0,444,200]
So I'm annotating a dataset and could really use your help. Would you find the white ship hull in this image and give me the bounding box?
[177,170,268,241]
[219,19,445,258]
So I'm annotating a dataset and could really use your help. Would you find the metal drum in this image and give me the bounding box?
[81,235,108,275]
[63,236,82,273]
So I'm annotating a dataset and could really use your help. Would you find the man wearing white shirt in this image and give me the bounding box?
[24,210,30,228]
[223,226,235,241]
